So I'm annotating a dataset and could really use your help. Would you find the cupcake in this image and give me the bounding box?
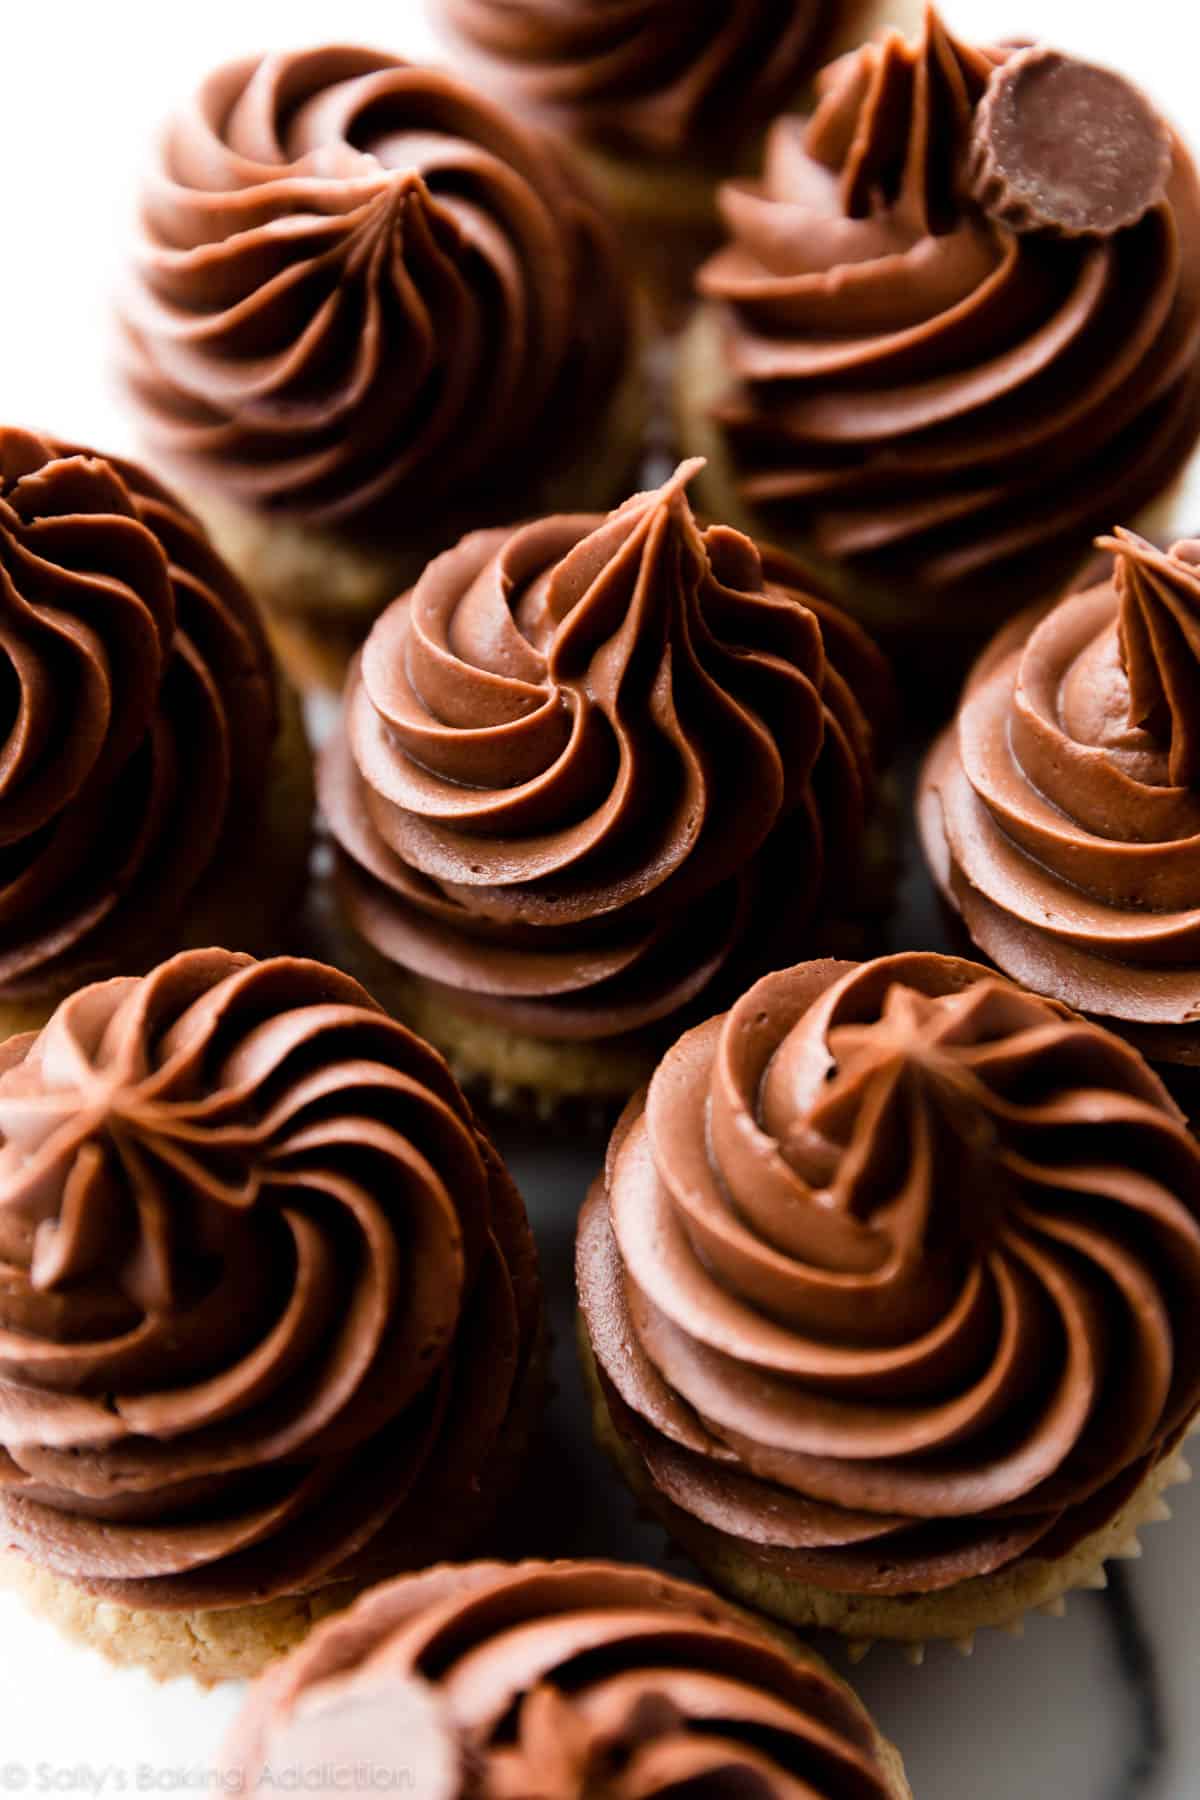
[0,428,309,1035]
[119,44,642,685]
[434,0,924,319]
[223,1560,911,1797]
[677,11,1200,662]
[577,951,1200,1648]
[316,459,893,1114]
[920,528,1200,1124]
[0,949,543,1683]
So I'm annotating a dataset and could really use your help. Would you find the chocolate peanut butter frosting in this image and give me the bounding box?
[578,953,1200,1594]
[698,10,1200,621]
[439,0,836,159]
[120,45,631,529]
[920,531,1200,1072]
[225,1561,902,1798]
[0,429,275,999]
[0,950,541,1608]
[318,462,890,1044]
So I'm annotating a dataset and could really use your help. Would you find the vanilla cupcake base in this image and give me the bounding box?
[389,977,659,1116]
[875,1738,913,1800]
[328,943,659,1120]
[1,1328,549,1686]
[299,867,659,1118]
[581,1329,1190,1654]
[311,781,901,1122]
[170,680,313,960]
[569,143,725,329]
[187,358,649,692]
[0,1558,356,1688]
[0,682,313,1041]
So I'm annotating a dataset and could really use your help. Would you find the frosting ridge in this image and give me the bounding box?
[1110,527,1200,787]
[0,950,541,1608]
[120,46,631,527]
[579,953,1200,1592]
[224,1560,901,1798]
[438,0,836,158]
[698,10,1200,619]
[920,532,1200,1058]
[318,462,889,1042]
[0,428,276,995]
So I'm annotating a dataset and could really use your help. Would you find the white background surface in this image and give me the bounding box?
[2,2,1200,1795]
[3,0,1200,535]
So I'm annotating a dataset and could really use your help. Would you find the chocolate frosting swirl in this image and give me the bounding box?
[224,1560,902,1798]
[120,46,631,528]
[319,462,889,1043]
[579,953,1200,1593]
[921,531,1200,1066]
[438,0,835,158]
[0,429,275,997]
[0,950,541,1608]
[698,10,1200,619]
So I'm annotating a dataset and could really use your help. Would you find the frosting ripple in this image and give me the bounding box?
[0,950,541,1608]
[0,428,275,995]
[224,1560,902,1798]
[439,0,835,157]
[120,45,631,527]
[579,953,1200,1593]
[318,461,890,1043]
[921,530,1200,1069]
[698,10,1200,619]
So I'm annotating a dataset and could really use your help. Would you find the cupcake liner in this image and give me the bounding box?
[1,1328,550,1686]
[580,1322,1195,1665]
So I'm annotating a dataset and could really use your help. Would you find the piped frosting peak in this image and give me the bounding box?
[1104,528,1200,788]
[0,949,541,1607]
[120,45,632,526]
[579,952,1200,1593]
[807,8,994,235]
[224,1561,902,1799]
[320,465,888,1043]
[700,6,1200,618]
[920,522,1200,1052]
[798,979,1027,1236]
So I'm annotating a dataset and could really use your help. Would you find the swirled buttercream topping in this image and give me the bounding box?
[1112,529,1200,786]
[224,1561,901,1798]
[920,531,1200,1052]
[0,428,275,995]
[579,953,1200,1592]
[120,45,631,527]
[0,950,540,1608]
[438,0,835,158]
[318,461,888,1042]
[698,9,1200,616]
